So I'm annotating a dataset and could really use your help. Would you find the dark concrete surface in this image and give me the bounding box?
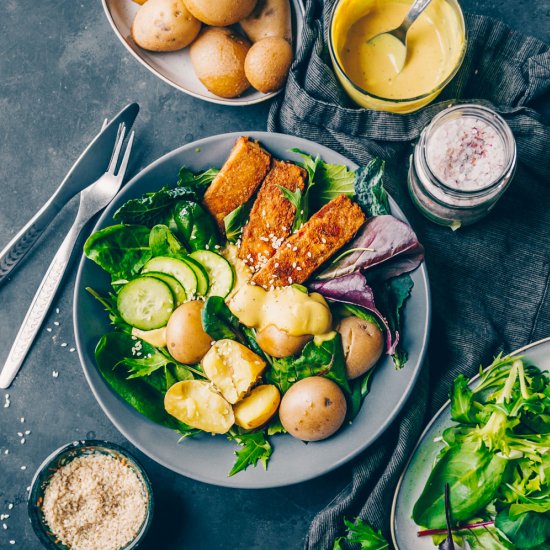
[0,1,548,549]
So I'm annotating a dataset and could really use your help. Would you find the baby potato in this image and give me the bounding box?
[165,380,234,434]
[131,326,167,348]
[166,301,213,364]
[240,0,292,43]
[337,316,384,380]
[279,377,347,441]
[244,36,293,93]
[183,0,257,26]
[190,27,251,98]
[131,0,201,52]
[233,385,281,429]
[256,325,311,358]
[202,339,266,404]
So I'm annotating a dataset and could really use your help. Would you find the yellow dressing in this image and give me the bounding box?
[228,284,333,336]
[330,0,465,112]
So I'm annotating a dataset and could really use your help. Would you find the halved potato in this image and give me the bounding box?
[164,380,234,434]
[233,384,281,429]
[131,326,167,348]
[202,339,266,404]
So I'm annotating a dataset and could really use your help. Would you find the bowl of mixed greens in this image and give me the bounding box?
[392,337,550,549]
[74,132,430,488]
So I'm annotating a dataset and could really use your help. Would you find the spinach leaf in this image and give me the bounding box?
[173,200,219,251]
[95,333,177,428]
[413,440,508,529]
[373,274,414,368]
[333,518,389,550]
[227,430,272,477]
[266,333,351,395]
[149,224,185,257]
[354,158,390,216]
[86,287,131,333]
[349,370,374,420]
[450,374,482,424]
[224,199,254,243]
[113,167,218,226]
[84,224,152,280]
[496,508,550,549]
[201,296,244,342]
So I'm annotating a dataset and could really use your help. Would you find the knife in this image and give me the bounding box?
[0,103,139,287]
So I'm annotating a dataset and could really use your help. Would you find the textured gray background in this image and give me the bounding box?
[0,1,548,549]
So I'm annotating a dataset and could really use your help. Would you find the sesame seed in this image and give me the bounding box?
[46,328,52,332]
[307,251,312,258]
[20,466,26,470]
[53,321,60,326]
[4,450,8,455]
[61,343,68,348]
[321,237,327,244]
[20,418,24,423]
[20,439,25,445]
[25,430,31,435]
[52,371,59,378]
[8,504,13,510]
[9,540,15,545]
[2,523,6,530]
[56,308,60,314]
[292,246,298,252]
[69,348,75,353]
[17,432,23,437]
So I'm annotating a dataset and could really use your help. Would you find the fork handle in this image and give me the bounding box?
[0,196,64,287]
[0,217,84,389]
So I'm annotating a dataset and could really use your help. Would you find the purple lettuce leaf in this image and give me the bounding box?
[316,215,424,282]
[309,272,398,355]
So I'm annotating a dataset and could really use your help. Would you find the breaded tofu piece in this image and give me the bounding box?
[239,160,307,271]
[203,137,271,231]
[252,195,366,288]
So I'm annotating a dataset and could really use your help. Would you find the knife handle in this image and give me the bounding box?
[0,196,64,287]
[0,219,83,389]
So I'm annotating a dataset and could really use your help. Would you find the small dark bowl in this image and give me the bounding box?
[28,440,154,549]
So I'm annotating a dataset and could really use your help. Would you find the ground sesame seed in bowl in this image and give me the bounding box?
[28,441,153,550]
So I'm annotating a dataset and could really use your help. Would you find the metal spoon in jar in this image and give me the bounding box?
[367,0,433,74]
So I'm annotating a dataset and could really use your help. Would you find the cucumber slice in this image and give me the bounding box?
[117,277,174,330]
[142,271,186,306]
[182,256,209,296]
[142,257,198,298]
[189,250,234,298]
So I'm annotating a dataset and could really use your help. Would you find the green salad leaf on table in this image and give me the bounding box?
[83,143,424,476]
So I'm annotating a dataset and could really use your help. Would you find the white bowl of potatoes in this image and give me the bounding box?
[102,0,304,105]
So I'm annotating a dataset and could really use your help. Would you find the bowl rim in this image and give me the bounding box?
[100,0,305,107]
[328,0,468,104]
[28,439,154,550]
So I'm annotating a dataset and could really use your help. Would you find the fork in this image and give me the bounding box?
[0,124,135,389]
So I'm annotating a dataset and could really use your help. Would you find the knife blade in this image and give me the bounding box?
[0,103,139,286]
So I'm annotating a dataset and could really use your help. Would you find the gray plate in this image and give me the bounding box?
[391,336,550,549]
[73,132,431,489]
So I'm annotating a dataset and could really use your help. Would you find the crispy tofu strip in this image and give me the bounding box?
[239,160,307,272]
[203,137,271,231]
[252,195,366,288]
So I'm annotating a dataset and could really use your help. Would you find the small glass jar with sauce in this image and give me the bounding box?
[329,0,466,113]
[408,104,517,228]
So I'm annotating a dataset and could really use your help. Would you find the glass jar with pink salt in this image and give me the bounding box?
[408,104,517,228]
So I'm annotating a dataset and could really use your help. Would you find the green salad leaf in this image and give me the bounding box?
[334,518,389,550]
[224,199,255,243]
[201,296,244,342]
[95,332,177,428]
[113,167,218,227]
[496,508,550,549]
[227,430,272,477]
[373,274,414,369]
[413,439,508,529]
[84,224,152,280]
[354,158,389,216]
[149,224,185,257]
[266,333,350,395]
[173,200,219,251]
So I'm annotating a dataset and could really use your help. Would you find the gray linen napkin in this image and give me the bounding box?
[268,3,550,548]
